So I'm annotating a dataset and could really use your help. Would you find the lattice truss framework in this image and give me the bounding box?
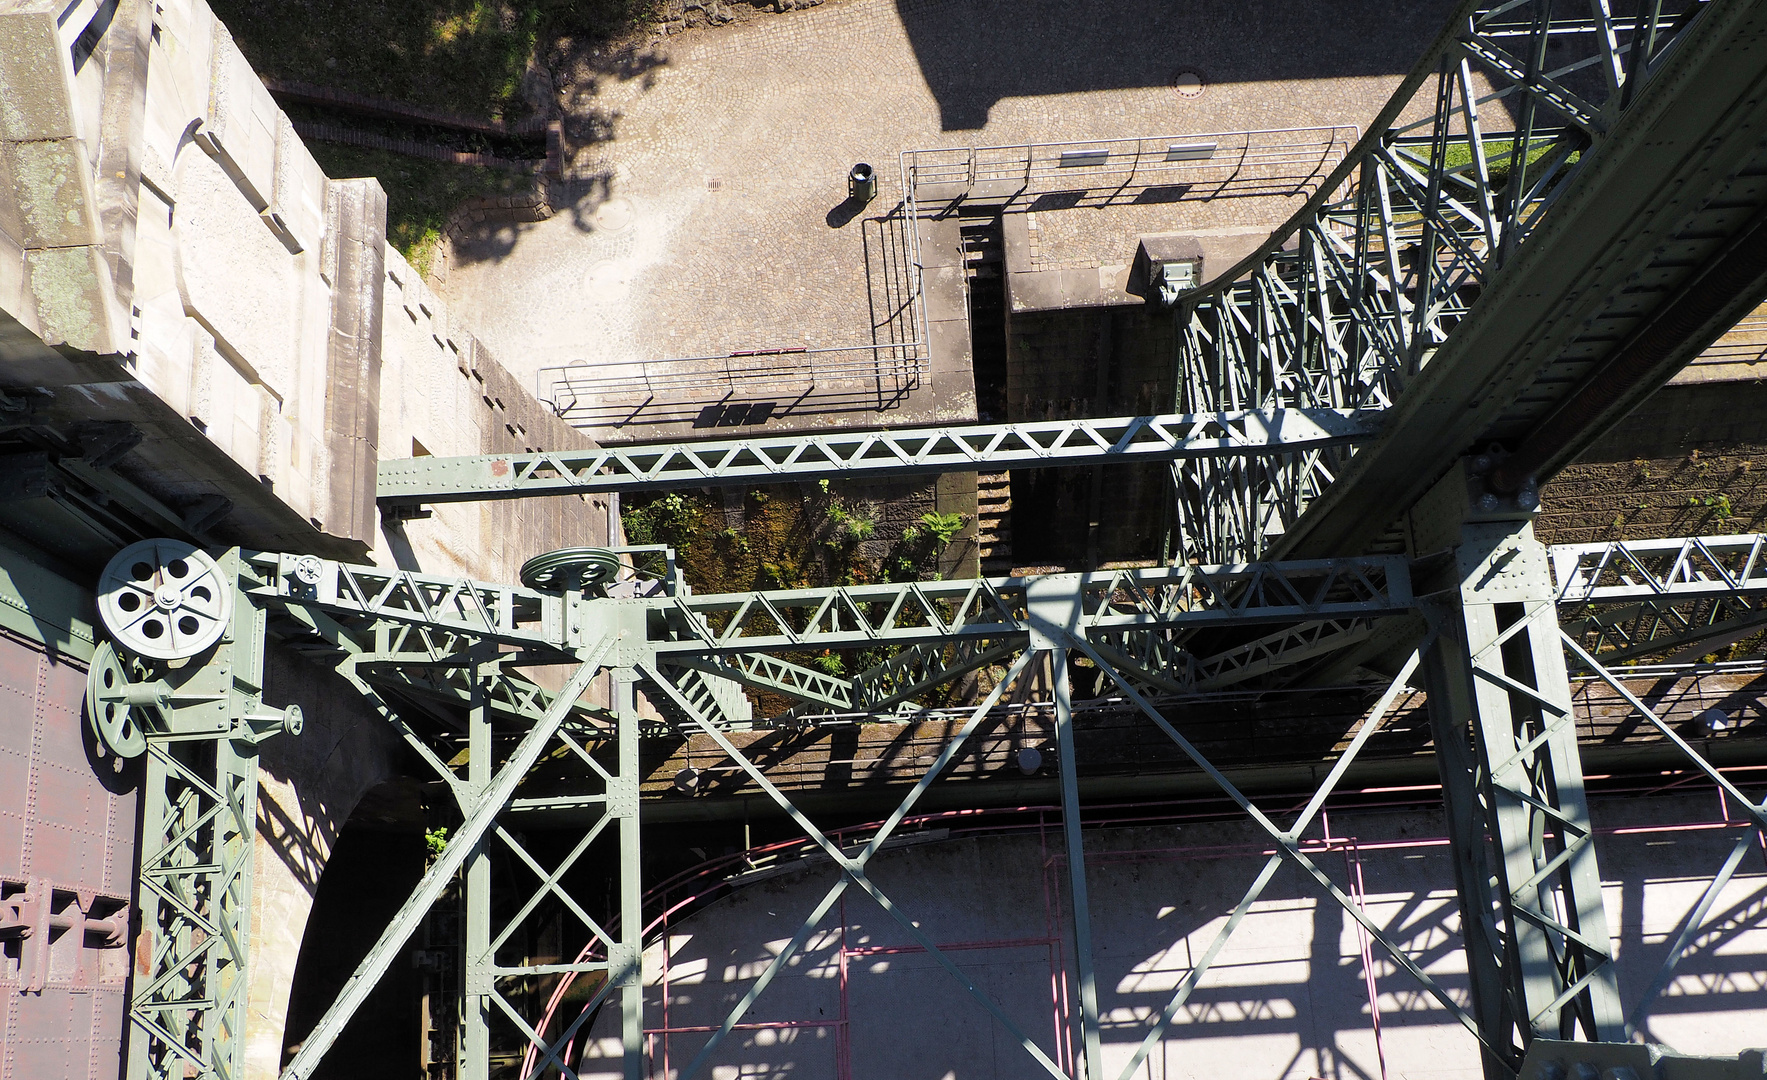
[1554,534,1767,664]
[83,522,1767,1080]
[1170,0,1704,563]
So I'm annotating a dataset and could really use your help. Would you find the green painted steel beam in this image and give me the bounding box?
[1264,0,1767,563]
[376,409,1378,506]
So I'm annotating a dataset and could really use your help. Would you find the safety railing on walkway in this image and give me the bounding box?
[538,340,928,427]
[541,126,1350,434]
[901,126,1359,209]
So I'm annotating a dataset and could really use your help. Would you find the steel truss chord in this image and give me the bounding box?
[244,550,572,653]
[375,409,1379,507]
[1165,0,1725,564]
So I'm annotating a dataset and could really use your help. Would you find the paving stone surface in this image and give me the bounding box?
[437,0,1457,443]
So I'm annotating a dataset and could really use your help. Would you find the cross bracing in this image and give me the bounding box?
[1166,0,1767,564]
[374,408,1377,508]
[75,0,1767,1075]
[88,520,1767,1080]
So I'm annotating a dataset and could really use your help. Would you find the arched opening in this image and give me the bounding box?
[281,778,428,1076]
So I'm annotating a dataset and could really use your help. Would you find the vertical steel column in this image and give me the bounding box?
[462,668,492,1080]
[125,548,274,1080]
[614,669,646,1080]
[1023,571,1103,1080]
[128,740,259,1080]
[1051,652,1104,1080]
[1412,463,1622,1078]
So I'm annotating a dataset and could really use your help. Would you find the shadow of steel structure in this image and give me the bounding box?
[89,514,1767,1080]
[83,1,1767,1080]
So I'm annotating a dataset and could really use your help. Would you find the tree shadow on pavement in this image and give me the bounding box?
[893,0,1461,130]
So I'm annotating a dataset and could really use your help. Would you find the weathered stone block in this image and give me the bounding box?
[0,224,33,337]
[24,243,118,350]
[2,136,100,248]
[0,2,78,142]
[194,24,278,211]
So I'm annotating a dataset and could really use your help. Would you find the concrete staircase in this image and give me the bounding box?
[977,471,1013,575]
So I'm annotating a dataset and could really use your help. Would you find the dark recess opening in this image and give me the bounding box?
[961,212,1008,423]
[282,786,426,1077]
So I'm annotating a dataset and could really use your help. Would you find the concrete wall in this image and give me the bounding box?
[0,0,609,568]
[576,796,1767,1079]
[377,247,615,582]
[1538,379,1767,547]
[0,4,616,1078]
[246,644,409,1080]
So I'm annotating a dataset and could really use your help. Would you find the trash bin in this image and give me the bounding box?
[849,162,877,203]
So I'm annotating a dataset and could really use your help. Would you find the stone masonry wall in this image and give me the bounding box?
[1537,379,1767,546]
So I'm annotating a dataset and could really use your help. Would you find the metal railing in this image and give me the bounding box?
[539,198,931,430]
[900,126,1359,207]
[540,126,1354,432]
[538,341,928,426]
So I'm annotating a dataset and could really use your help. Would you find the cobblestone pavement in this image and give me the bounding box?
[438,0,1456,442]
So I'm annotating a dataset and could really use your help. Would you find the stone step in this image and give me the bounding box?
[975,470,1011,568]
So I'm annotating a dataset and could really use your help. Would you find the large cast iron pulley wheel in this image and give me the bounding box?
[96,539,234,661]
[85,641,158,758]
[519,547,623,592]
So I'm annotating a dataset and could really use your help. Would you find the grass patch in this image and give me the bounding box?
[1426,136,1580,190]
[211,0,660,121]
[302,142,529,275]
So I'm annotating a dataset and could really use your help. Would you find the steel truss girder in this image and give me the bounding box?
[245,551,572,652]
[1421,515,1624,1077]
[1552,532,1767,662]
[119,522,1767,1080]
[654,557,1413,656]
[375,409,1378,507]
[1076,526,1767,695]
[667,651,851,712]
[244,551,1412,662]
[1169,0,1744,564]
[1551,533,1767,603]
[763,637,1022,723]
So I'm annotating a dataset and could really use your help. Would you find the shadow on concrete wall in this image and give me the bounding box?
[892,0,1459,131]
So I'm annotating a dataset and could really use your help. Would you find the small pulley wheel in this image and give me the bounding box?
[86,641,149,758]
[97,539,234,661]
[520,548,622,592]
